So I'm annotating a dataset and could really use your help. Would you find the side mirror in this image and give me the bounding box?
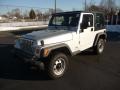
[80,22,88,30]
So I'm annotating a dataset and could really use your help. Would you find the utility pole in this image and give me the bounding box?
[54,0,57,27]
[85,0,87,11]
[55,0,56,13]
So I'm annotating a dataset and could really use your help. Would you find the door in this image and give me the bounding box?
[79,13,95,51]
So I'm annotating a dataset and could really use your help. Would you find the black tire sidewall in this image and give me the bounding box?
[47,52,69,79]
[96,38,105,54]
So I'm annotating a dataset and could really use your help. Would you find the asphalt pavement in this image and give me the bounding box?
[0,31,120,90]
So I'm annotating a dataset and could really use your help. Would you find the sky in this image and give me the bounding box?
[0,0,120,14]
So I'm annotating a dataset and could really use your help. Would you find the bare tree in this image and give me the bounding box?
[100,0,116,13]
[11,8,21,18]
[23,10,29,19]
[7,11,12,18]
[6,8,21,19]
[35,9,42,20]
[86,0,117,15]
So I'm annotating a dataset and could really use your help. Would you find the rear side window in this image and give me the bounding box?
[95,13,105,30]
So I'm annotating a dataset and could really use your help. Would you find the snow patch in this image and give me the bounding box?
[0,25,48,31]
[106,25,120,32]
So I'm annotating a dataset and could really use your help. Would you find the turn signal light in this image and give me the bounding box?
[44,48,49,57]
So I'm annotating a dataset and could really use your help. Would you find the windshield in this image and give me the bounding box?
[49,13,80,27]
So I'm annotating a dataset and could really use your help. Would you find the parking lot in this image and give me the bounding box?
[0,31,120,90]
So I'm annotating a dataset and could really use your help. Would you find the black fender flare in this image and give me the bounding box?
[41,43,73,57]
[93,32,107,46]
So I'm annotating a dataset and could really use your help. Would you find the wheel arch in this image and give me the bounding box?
[93,32,107,46]
[42,44,73,58]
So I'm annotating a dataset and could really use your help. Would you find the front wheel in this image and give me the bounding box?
[46,52,69,79]
[93,38,105,55]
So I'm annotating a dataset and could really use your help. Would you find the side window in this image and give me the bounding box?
[82,14,93,27]
[95,13,105,30]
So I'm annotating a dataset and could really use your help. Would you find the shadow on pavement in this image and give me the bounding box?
[107,31,120,41]
[0,44,50,81]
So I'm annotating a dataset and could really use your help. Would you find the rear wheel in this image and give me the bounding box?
[46,52,69,79]
[94,38,105,54]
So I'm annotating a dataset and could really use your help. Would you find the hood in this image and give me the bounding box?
[23,29,73,45]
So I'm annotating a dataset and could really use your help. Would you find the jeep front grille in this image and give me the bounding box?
[20,39,34,53]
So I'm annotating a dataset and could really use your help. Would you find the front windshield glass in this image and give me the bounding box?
[49,13,80,27]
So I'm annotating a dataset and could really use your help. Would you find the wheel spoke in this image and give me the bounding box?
[98,39,104,53]
[53,57,65,75]
[58,58,62,63]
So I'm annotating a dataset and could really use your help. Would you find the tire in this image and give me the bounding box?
[93,38,105,55]
[46,52,69,79]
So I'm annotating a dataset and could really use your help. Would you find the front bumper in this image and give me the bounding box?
[14,48,36,61]
[14,48,45,70]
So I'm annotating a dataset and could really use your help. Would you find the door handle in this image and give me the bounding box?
[91,28,93,31]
